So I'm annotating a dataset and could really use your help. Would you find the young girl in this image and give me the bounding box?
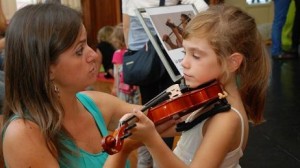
[111,24,140,104]
[122,5,271,168]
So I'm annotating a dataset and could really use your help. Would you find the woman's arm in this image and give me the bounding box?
[181,0,209,12]
[83,91,141,130]
[122,14,130,48]
[3,119,59,168]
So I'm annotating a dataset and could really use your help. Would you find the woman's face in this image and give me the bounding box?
[181,37,222,88]
[50,25,100,92]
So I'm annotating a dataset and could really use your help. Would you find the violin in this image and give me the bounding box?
[101,80,225,155]
[147,81,223,125]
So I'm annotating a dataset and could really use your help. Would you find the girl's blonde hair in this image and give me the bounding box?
[183,5,271,124]
[111,23,126,49]
[97,25,114,43]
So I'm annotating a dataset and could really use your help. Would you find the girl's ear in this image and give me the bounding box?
[228,53,243,72]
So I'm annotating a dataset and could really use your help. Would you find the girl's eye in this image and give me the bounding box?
[191,53,200,60]
[192,53,200,60]
[75,47,84,56]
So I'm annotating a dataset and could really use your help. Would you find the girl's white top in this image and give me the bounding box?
[173,107,244,168]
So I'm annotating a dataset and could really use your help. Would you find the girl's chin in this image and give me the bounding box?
[185,81,197,89]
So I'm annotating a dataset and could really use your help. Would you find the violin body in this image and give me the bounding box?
[147,82,223,125]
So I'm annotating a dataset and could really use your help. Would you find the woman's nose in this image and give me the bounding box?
[87,47,98,62]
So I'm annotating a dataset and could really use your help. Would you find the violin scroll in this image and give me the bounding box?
[101,123,128,155]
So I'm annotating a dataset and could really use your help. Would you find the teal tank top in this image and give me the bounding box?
[2,93,129,168]
[60,93,130,168]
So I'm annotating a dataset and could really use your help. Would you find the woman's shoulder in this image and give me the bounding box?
[3,118,42,145]
[3,118,59,166]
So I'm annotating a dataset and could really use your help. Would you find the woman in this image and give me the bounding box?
[1,3,144,167]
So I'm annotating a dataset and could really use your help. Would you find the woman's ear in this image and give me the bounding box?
[228,53,243,72]
[49,65,55,80]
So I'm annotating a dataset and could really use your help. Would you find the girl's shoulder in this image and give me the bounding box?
[204,108,243,136]
[201,107,247,150]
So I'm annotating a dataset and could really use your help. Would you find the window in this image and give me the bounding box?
[246,0,271,5]
[16,0,37,10]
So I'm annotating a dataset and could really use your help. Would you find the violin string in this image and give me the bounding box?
[125,123,136,131]
[120,132,132,140]
[122,91,171,124]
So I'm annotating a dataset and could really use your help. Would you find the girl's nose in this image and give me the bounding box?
[181,55,189,69]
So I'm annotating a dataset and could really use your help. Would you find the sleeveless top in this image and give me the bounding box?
[173,107,244,168]
[2,93,129,168]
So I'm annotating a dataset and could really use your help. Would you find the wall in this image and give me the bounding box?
[2,0,16,20]
[225,0,274,25]
[81,0,122,49]
[1,0,122,49]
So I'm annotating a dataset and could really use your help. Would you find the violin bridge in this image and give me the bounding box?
[166,84,182,100]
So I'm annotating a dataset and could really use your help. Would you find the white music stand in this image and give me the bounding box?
[135,4,198,83]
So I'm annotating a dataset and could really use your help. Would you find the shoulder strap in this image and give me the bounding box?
[159,0,165,6]
[76,93,109,136]
[231,107,245,148]
[176,99,231,132]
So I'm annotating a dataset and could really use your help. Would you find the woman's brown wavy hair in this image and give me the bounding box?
[2,3,82,166]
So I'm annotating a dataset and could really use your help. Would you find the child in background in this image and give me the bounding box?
[111,24,140,104]
[121,5,271,168]
[96,26,115,78]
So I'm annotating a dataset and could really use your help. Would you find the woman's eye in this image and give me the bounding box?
[75,47,84,56]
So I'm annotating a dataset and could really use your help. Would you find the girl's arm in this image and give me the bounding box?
[129,109,243,168]
[111,64,119,96]
[189,110,243,168]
